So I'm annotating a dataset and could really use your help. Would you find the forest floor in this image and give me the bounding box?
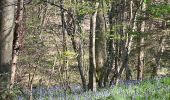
[13,76,170,100]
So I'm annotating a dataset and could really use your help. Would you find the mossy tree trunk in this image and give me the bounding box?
[95,1,107,87]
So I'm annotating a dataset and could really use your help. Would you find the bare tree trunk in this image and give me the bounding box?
[64,0,87,91]
[109,0,123,85]
[95,1,106,87]
[77,23,87,91]
[0,0,15,94]
[155,37,165,75]
[38,2,48,39]
[110,0,139,84]
[137,2,145,80]
[10,0,25,89]
[89,2,99,92]
[104,1,115,87]
[60,0,69,91]
[71,23,87,91]
[152,3,167,76]
[152,35,166,77]
[115,0,132,81]
[137,35,144,80]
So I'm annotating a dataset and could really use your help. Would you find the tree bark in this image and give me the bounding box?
[60,0,69,89]
[95,1,106,87]
[64,0,88,91]
[10,0,25,89]
[89,2,99,92]
[0,0,15,93]
[152,35,165,77]
[104,1,115,87]
[115,0,132,81]
[110,0,139,84]
[137,2,145,80]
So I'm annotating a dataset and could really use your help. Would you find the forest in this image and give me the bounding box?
[0,0,170,99]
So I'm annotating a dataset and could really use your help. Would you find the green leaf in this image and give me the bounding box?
[144,0,147,3]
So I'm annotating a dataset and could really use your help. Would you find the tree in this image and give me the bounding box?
[137,1,145,80]
[10,0,25,89]
[103,1,115,86]
[89,2,99,92]
[95,0,107,87]
[65,0,87,91]
[60,0,69,91]
[0,0,15,94]
[110,0,133,83]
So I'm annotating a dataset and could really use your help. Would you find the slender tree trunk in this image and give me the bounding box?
[111,0,139,84]
[115,0,132,81]
[60,0,67,72]
[38,2,48,39]
[77,23,87,91]
[137,2,145,80]
[65,0,87,91]
[0,0,15,94]
[60,0,69,89]
[109,0,123,85]
[152,35,165,77]
[152,11,167,77]
[104,1,115,86]
[10,0,25,89]
[89,2,99,92]
[137,37,144,80]
[71,23,87,91]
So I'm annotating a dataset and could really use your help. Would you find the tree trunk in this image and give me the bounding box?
[116,0,132,81]
[137,36,144,80]
[95,1,106,87]
[10,0,25,89]
[152,11,167,77]
[0,0,15,93]
[60,0,69,89]
[89,2,99,92]
[77,23,87,91]
[64,0,88,91]
[111,0,139,84]
[104,1,115,87]
[152,35,165,77]
[109,0,124,85]
[137,2,145,80]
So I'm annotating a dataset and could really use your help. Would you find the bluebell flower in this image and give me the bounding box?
[18,96,23,100]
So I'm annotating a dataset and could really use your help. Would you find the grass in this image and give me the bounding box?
[12,76,170,100]
[98,77,170,100]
